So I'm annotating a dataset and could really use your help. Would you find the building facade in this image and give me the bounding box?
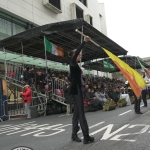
[0,0,107,41]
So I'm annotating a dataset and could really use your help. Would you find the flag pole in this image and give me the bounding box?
[44,36,48,76]
[80,26,83,67]
[44,36,48,116]
[75,29,101,47]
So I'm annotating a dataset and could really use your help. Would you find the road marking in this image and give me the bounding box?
[59,115,66,117]
[118,110,132,116]
[140,105,144,107]
[33,124,71,137]
[21,124,62,136]
[0,122,37,132]
[7,124,50,135]
[79,122,105,133]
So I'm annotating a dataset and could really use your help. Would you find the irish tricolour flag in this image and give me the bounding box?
[44,36,64,57]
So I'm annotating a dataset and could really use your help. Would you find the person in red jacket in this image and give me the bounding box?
[21,84,32,119]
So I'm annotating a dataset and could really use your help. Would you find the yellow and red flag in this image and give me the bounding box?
[102,48,146,98]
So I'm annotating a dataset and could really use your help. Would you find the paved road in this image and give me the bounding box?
[1,100,150,150]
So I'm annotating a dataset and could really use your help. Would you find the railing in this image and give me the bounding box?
[51,78,66,105]
[0,94,47,121]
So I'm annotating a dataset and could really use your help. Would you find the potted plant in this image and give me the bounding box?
[103,100,116,111]
[117,98,127,107]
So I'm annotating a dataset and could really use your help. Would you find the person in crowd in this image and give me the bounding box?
[85,88,103,109]
[111,88,120,104]
[28,67,35,85]
[63,80,73,115]
[37,70,46,93]
[95,88,103,103]
[20,84,32,119]
[23,66,29,84]
[93,84,97,92]
[120,87,131,106]
[99,89,107,103]
[69,36,94,144]
[108,88,114,100]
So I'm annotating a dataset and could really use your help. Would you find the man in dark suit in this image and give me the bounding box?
[69,36,94,144]
[142,74,147,107]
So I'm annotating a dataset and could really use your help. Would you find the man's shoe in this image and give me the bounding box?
[71,134,82,142]
[135,112,143,114]
[83,135,94,144]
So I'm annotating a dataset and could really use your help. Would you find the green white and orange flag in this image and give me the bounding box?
[102,47,146,98]
[44,36,64,57]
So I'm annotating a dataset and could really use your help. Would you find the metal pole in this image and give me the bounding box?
[80,26,83,67]
[44,36,48,116]
[21,42,25,68]
[76,29,101,47]
[3,47,7,80]
[3,47,8,97]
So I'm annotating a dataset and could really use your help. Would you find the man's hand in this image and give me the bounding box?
[84,36,90,42]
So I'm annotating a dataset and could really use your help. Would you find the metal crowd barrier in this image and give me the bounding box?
[51,78,66,103]
[0,95,47,122]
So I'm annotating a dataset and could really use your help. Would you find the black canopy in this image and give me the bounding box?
[82,56,150,72]
[0,19,127,63]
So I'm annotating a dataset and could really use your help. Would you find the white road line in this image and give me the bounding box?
[78,122,105,133]
[140,105,144,107]
[21,124,62,136]
[59,115,69,117]
[0,128,20,134]
[118,110,132,116]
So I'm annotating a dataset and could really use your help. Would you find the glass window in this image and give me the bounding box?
[79,0,87,6]
[49,0,61,10]
[76,6,83,18]
[90,16,93,26]
[13,23,26,35]
[0,12,35,40]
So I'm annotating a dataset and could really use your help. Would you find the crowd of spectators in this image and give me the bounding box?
[7,64,134,114]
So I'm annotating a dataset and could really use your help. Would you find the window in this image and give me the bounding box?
[79,0,87,6]
[90,16,93,26]
[0,18,12,40]
[0,12,34,40]
[49,0,61,10]
[76,6,83,19]
[13,23,26,35]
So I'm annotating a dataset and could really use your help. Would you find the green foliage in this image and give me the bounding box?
[118,98,126,103]
[104,100,116,106]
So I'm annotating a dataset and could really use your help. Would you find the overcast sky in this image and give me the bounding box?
[98,0,150,58]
